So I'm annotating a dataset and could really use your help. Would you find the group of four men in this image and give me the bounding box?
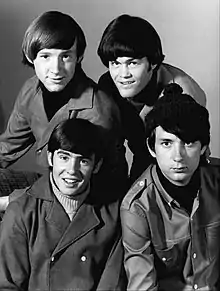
[0,11,219,291]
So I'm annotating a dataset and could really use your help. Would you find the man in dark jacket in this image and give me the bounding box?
[97,14,207,182]
[0,118,126,291]
[0,11,128,190]
[120,84,220,291]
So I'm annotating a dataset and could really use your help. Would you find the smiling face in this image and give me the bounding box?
[109,56,155,98]
[148,126,207,186]
[32,41,79,92]
[48,149,98,197]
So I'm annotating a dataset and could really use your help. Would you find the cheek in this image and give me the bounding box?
[187,153,201,169]
[109,67,117,79]
[155,150,171,169]
[138,68,151,85]
[33,63,46,80]
[82,168,93,182]
[66,63,76,75]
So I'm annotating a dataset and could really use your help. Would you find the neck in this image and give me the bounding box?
[156,165,200,213]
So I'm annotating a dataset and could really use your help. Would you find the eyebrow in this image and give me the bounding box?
[112,57,137,64]
[56,150,72,156]
[56,150,92,159]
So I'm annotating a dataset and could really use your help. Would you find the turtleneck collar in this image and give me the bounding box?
[40,66,86,121]
[50,172,90,221]
[156,164,200,214]
[126,70,160,114]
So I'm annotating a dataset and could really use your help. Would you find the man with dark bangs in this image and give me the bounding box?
[97,14,207,182]
[0,118,126,290]
[0,11,128,192]
[120,84,220,291]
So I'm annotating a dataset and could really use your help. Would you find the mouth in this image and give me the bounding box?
[172,167,187,172]
[48,77,64,83]
[119,80,135,86]
[62,177,81,186]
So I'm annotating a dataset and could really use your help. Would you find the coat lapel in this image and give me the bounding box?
[52,202,100,255]
[45,197,71,234]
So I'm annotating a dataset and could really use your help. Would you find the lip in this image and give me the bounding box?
[171,167,187,172]
[118,80,135,87]
[62,177,81,186]
[48,77,64,83]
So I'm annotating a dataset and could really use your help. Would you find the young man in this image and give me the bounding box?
[97,14,207,181]
[0,118,126,290]
[120,84,220,291]
[0,11,127,189]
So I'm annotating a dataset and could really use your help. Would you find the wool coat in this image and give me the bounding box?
[0,174,126,290]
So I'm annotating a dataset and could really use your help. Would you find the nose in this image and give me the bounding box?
[173,143,185,162]
[67,158,79,174]
[120,64,131,78]
[50,57,62,74]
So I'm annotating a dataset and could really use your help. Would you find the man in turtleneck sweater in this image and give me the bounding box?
[120,83,220,291]
[0,118,126,290]
[97,14,207,183]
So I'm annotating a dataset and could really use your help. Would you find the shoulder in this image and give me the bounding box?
[81,71,118,110]
[98,72,119,97]
[98,71,112,87]
[91,82,121,121]
[1,188,36,232]
[121,165,155,211]
[16,75,40,105]
[200,163,220,187]
[159,63,206,106]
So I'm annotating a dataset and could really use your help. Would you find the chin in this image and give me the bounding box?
[118,90,135,98]
[45,85,66,92]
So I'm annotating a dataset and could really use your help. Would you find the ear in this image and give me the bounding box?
[25,54,34,64]
[77,54,84,63]
[47,151,53,167]
[200,145,208,156]
[147,138,156,158]
[151,64,157,71]
[93,158,103,174]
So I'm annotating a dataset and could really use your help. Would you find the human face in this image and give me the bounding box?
[48,149,96,197]
[32,42,79,92]
[109,56,154,98]
[148,126,206,186]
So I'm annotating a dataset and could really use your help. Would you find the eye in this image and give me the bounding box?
[128,60,138,67]
[58,154,69,161]
[185,142,194,147]
[161,141,172,147]
[110,61,120,68]
[62,54,71,61]
[40,54,50,60]
[80,158,90,166]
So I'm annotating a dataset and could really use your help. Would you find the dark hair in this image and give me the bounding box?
[146,83,210,152]
[47,118,103,164]
[97,14,164,68]
[22,11,86,67]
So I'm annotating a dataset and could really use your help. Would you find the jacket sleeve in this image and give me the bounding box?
[78,88,128,188]
[120,203,158,291]
[97,234,127,291]
[0,86,35,168]
[172,74,206,107]
[0,201,30,290]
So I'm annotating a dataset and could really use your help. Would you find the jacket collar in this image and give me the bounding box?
[34,66,95,111]
[63,66,95,110]
[35,67,95,150]
[27,172,101,253]
[27,171,54,201]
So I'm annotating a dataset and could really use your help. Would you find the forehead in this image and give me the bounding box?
[55,149,94,159]
[155,126,178,140]
[114,56,149,64]
[37,41,77,55]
